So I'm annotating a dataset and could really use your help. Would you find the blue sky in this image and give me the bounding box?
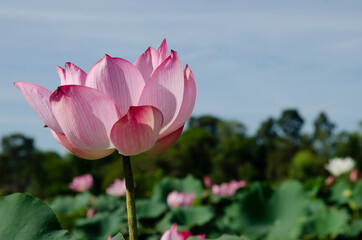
[1,0,362,153]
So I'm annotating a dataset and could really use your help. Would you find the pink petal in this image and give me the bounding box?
[178,231,192,240]
[161,65,196,138]
[69,174,93,192]
[147,126,184,154]
[134,47,158,82]
[14,82,62,132]
[86,55,145,117]
[110,106,163,156]
[56,66,66,85]
[138,51,184,134]
[106,178,126,197]
[161,224,179,240]
[50,130,115,160]
[157,39,169,65]
[57,63,87,86]
[50,85,121,150]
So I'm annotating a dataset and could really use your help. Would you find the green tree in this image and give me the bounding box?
[160,127,217,179]
[313,112,335,158]
[289,150,323,181]
[0,134,36,193]
[335,131,362,169]
[277,109,304,142]
[213,120,258,181]
[188,115,220,136]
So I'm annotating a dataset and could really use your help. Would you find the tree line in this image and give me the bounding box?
[1,108,362,199]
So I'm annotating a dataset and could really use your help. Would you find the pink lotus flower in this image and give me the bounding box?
[178,231,206,240]
[106,178,126,197]
[107,236,113,240]
[69,174,93,192]
[86,207,96,218]
[212,180,246,197]
[15,39,196,159]
[325,175,335,186]
[350,169,360,182]
[161,224,206,240]
[167,191,195,207]
[203,175,213,188]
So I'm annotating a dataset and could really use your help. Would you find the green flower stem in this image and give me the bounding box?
[122,155,138,240]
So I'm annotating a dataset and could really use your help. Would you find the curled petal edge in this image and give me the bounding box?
[50,85,121,150]
[110,105,163,156]
[161,224,179,240]
[14,82,63,133]
[50,130,115,160]
[160,65,196,138]
[147,125,184,154]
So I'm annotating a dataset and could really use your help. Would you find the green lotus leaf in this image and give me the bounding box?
[157,206,214,232]
[328,180,352,205]
[304,200,349,238]
[152,175,203,203]
[344,219,362,237]
[92,194,124,213]
[352,180,362,208]
[0,193,72,240]
[189,235,250,240]
[111,233,126,240]
[72,209,128,240]
[136,199,167,219]
[50,191,91,215]
[218,180,308,240]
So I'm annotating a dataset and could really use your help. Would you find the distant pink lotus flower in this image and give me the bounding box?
[69,174,93,192]
[107,236,113,240]
[178,231,206,240]
[203,176,213,188]
[325,175,335,186]
[167,191,195,207]
[15,39,196,159]
[161,224,206,240]
[106,178,126,197]
[212,180,246,196]
[86,207,96,218]
[350,169,360,182]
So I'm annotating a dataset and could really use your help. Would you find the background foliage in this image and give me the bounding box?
[1,109,361,198]
[1,108,362,239]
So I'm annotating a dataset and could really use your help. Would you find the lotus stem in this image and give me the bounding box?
[122,155,138,240]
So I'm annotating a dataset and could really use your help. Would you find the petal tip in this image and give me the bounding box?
[184,65,192,79]
[170,50,178,58]
[56,65,64,70]
[160,38,167,47]
[65,62,74,69]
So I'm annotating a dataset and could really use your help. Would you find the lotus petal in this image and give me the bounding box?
[14,82,62,132]
[134,47,158,82]
[50,130,115,160]
[157,39,169,65]
[86,55,145,116]
[161,224,179,240]
[110,106,163,156]
[56,63,87,86]
[147,125,183,154]
[161,65,196,138]
[138,51,184,134]
[50,85,121,150]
